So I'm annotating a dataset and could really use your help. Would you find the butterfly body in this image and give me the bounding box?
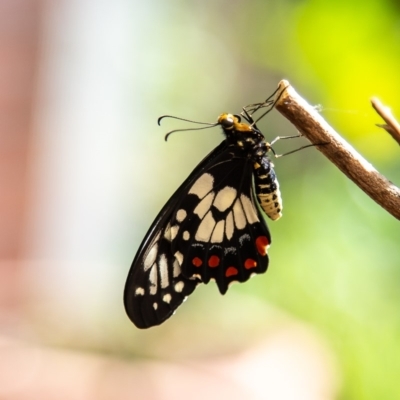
[124,112,282,328]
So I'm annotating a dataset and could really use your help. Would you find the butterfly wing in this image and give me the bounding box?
[124,142,228,329]
[170,146,271,295]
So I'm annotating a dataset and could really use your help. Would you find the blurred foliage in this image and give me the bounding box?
[122,0,400,399]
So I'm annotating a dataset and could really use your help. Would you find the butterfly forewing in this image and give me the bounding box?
[124,229,199,328]
[124,142,230,328]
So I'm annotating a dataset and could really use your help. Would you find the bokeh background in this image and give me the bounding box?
[1,0,400,399]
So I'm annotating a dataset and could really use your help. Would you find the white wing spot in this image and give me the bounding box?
[213,186,237,212]
[225,211,234,240]
[233,199,246,230]
[172,258,181,277]
[176,209,187,222]
[189,173,214,198]
[163,293,172,304]
[144,243,158,271]
[135,287,145,296]
[174,251,183,266]
[183,231,190,240]
[174,281,185,292]
[164,223,172,241]
[170,225,179,240]
[149,265,158,295]
[240,194,259,224]
[211,219,225,243]
[159,254,169,288]
[153,302,158,310]
[195,211,216,242]
[194,191,215,219]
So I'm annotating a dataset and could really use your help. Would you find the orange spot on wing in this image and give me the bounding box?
[225,266,238,277]
[244,258,257,269]
[256,236,269,256]
[192,257,203,267]
[208,255,220,268]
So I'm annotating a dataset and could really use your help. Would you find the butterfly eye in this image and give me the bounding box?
[219,114,236,129]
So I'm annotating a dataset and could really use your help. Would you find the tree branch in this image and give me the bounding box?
[274,80,400,220]
[371,97,400,146]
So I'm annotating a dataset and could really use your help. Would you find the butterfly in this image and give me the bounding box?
[124,97,283,328]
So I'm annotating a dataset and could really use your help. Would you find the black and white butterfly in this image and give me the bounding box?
[124,98,283,329]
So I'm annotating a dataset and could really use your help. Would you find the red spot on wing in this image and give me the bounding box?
[256,236,269,256]
[192,257,203,267]
[225,266,238,277]
[244,258,257,269]
[208,255,220,268]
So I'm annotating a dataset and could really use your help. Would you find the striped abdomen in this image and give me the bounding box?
[253,157,282,221]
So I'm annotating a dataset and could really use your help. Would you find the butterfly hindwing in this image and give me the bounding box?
[170,146,271,294]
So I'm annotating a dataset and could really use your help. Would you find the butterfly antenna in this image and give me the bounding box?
[164,123,219,141]
[158,115,219,141]
[158,115,216,126]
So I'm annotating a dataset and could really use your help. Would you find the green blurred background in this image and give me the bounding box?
[1,0,400,398]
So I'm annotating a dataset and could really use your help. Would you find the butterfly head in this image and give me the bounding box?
[218,113,267,150]
[218,113,252,133]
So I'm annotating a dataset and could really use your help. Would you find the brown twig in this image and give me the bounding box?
[274,80,400,220]
[371,97,400,146]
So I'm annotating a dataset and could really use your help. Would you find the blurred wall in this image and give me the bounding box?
[0,0,41,316]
